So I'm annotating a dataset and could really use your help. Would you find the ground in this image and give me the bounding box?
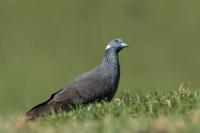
[1,85,200,133]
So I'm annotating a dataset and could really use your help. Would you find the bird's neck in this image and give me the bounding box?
[102,49,120,71]
[102,49,120,90]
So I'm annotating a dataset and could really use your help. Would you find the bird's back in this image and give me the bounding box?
[52,64,119,105]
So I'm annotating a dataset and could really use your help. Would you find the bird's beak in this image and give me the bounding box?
[120,43,128,48]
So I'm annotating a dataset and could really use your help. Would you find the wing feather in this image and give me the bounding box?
[52,67,112,104]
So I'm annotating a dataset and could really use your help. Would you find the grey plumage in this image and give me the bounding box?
[26,38,128,120]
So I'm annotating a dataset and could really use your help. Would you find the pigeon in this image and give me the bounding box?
[26,38,128,120]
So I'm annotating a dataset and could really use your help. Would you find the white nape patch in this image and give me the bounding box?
[120,43,128,47]
[106,44,111,50]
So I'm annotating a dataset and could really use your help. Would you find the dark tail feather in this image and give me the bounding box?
[26,100,53,121]
[26,90,63,121]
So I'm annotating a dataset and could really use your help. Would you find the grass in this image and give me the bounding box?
[1,85,200,133]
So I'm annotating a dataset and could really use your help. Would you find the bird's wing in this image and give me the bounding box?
[52,68,112,104]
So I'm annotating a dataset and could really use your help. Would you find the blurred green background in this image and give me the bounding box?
[0,0,200,114]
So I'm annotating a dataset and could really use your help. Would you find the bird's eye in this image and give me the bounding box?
[114,40,118,42]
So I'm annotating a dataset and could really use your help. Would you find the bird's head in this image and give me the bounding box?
[105,38,128,52]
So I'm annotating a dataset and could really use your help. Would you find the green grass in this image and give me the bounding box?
[1,85,200,133]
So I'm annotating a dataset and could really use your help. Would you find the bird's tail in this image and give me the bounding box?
[26,100,53,121]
